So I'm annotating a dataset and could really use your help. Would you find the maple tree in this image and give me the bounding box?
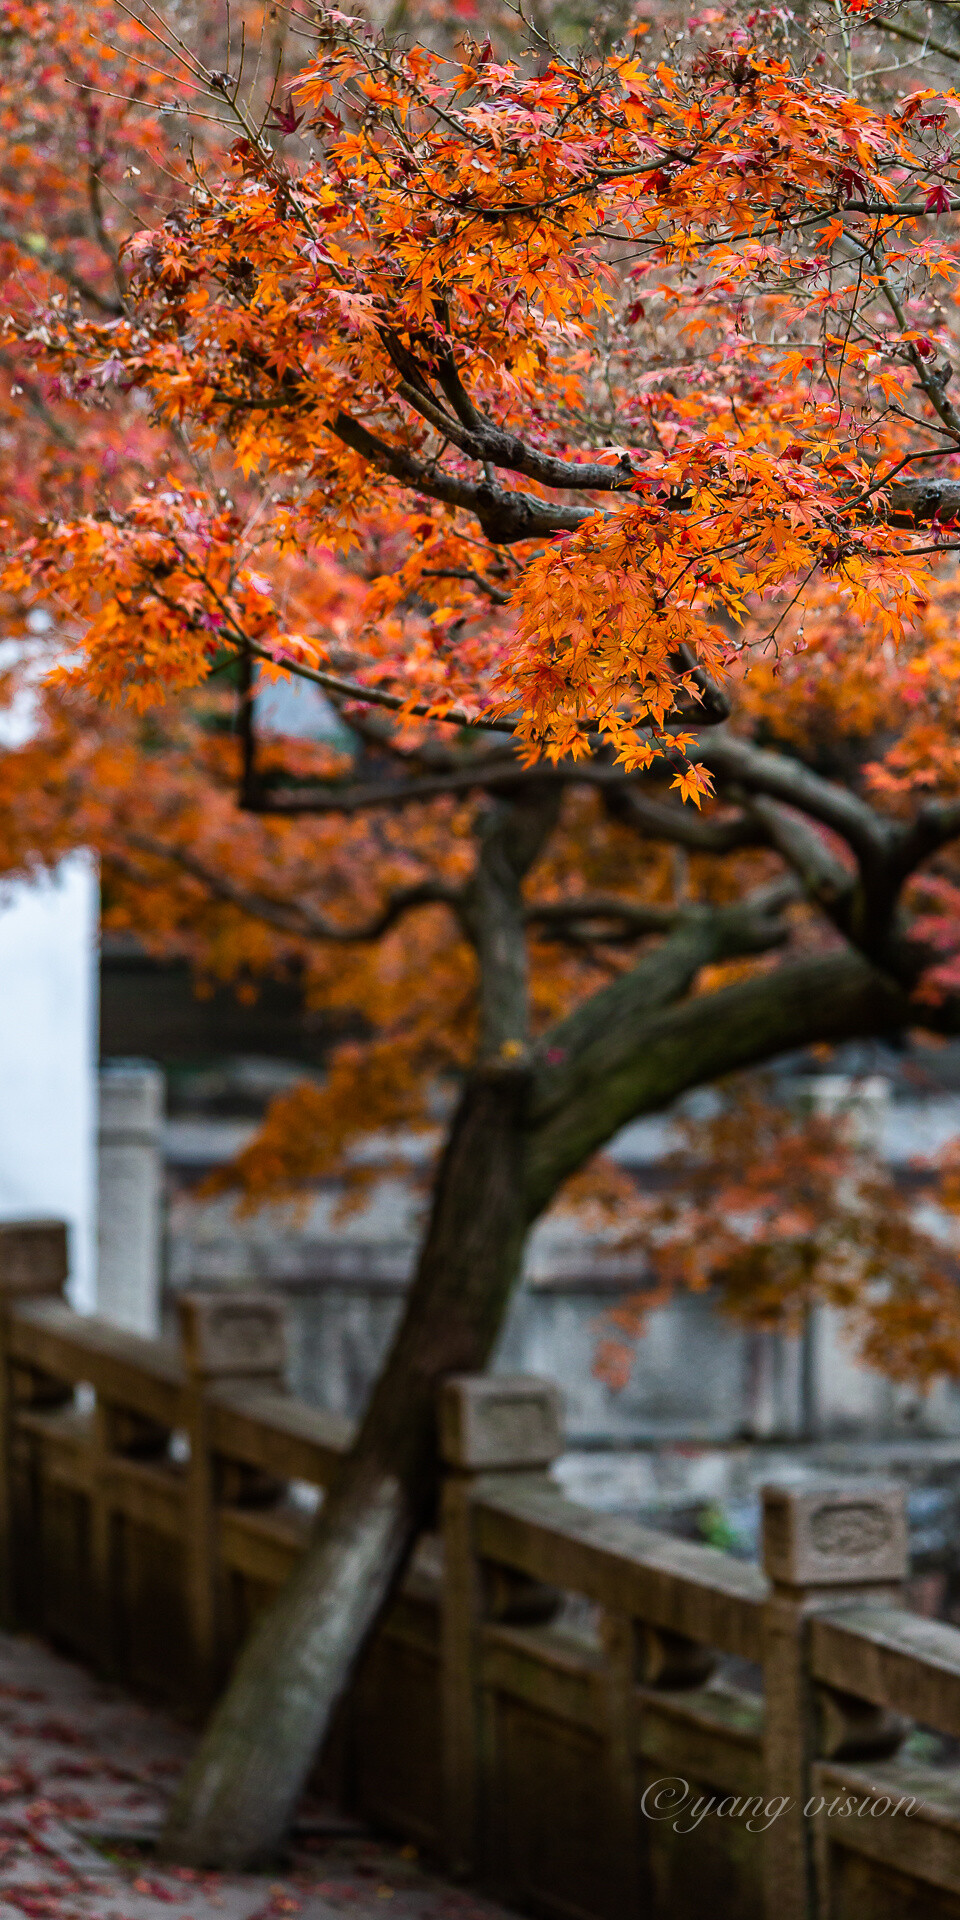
[584,1069,960,1398]
[9,0,960,1870]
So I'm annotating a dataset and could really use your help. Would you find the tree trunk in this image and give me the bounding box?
[160,891,916,1869]
[160,1063,531,1869]
[161,787,557,1870]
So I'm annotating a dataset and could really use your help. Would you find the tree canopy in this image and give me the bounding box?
[5,0,960,1358]
[10,0,960,767]
[7,0,960,1865]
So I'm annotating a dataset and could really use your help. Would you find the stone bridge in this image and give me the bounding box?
[1,1220,959,1920]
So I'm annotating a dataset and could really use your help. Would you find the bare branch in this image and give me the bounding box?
[886,476,960,523]
[670,642,731,724]
[700,732,892,865]
[420,566,510,607]
[525,947,910,1216]
[887,794,960,883]
[0,352,78,449]
[120,833,461,941]
[461,785,562,1062]
[317,704,468,771]
[526,896,680,937]
[876,13,960,64]
[253,748,793,821]
[745,794,856,913]
[0,220,123,315]
[393,369,637,496]
[242,639,518,735]
[252,757,525,813]
[331,412,593,544]
[528,879,800,1138]
[604,785,764,853]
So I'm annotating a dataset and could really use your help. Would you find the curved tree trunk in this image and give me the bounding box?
[162,787,558,1870]
[160,1064,531,1869]
[161,897,914,1869]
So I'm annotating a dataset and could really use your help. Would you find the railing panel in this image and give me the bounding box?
[9,1299,184,1423]
[819,1847,960,1920]
[218,1502,309,1587]
[473,1474,767,1661]
[34,1478,98,1661]
[208,1382,353,1489]
[480,1622,606,1734]
[811,1757,960,1918]
[635,1682,764,1792]
[114,1510,193,1706]
[351,1588,443,1854]
[484,1695,615,1920]
[15,1406,95,1492]
[102,1457,184,1538]
[812,1606,960,1738]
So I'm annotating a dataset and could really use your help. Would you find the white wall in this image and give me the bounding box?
[0,856,98,1309]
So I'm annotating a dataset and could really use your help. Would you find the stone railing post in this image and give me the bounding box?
[438,1373,564,1878]
[97,1060,164,1336]
[176,1289,288,1705]
[0,1221,70,1625]
[760,1477,908,1920]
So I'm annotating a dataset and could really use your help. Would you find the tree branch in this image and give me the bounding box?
[254,750,771,816]
[524,947,912,1218]
[241,639,518,736]
[603,784,764,853]
[0,351,78,449]
[670,641,731,725]
[319,705,467,771]
[700,732,892,865]
[331,411,594,544]
[876,13,960,65]
[528,879,798,1143]
[461,785,562,1064]
[393,372,636,497]
[251,756,526,814]
[526,897,680,938]
[118,835,461,943]
[745,794,857,917]
[884,794,960,889]
[337,402,960,546]
[0,220,123,314]
[886,477,960,524]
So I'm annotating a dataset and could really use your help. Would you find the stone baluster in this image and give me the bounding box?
[760,1477,908,1920]
[438,1373,564,1878]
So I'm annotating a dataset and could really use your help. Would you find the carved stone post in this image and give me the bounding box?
[176,1289,288,1707]
[438,1373,564,1878]
[97,1061,163,1336]
[0,1222,69,1625]
[760,1478,908,1920]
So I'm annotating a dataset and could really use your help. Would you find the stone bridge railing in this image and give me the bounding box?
[2,1222,960,1920]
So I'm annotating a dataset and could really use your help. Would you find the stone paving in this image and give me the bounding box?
[0,1633,518,1920]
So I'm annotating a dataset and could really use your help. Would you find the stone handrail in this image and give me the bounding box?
[810,1605,960,1732]
[472,1473,768,1655]
[2,1221,960,1920]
